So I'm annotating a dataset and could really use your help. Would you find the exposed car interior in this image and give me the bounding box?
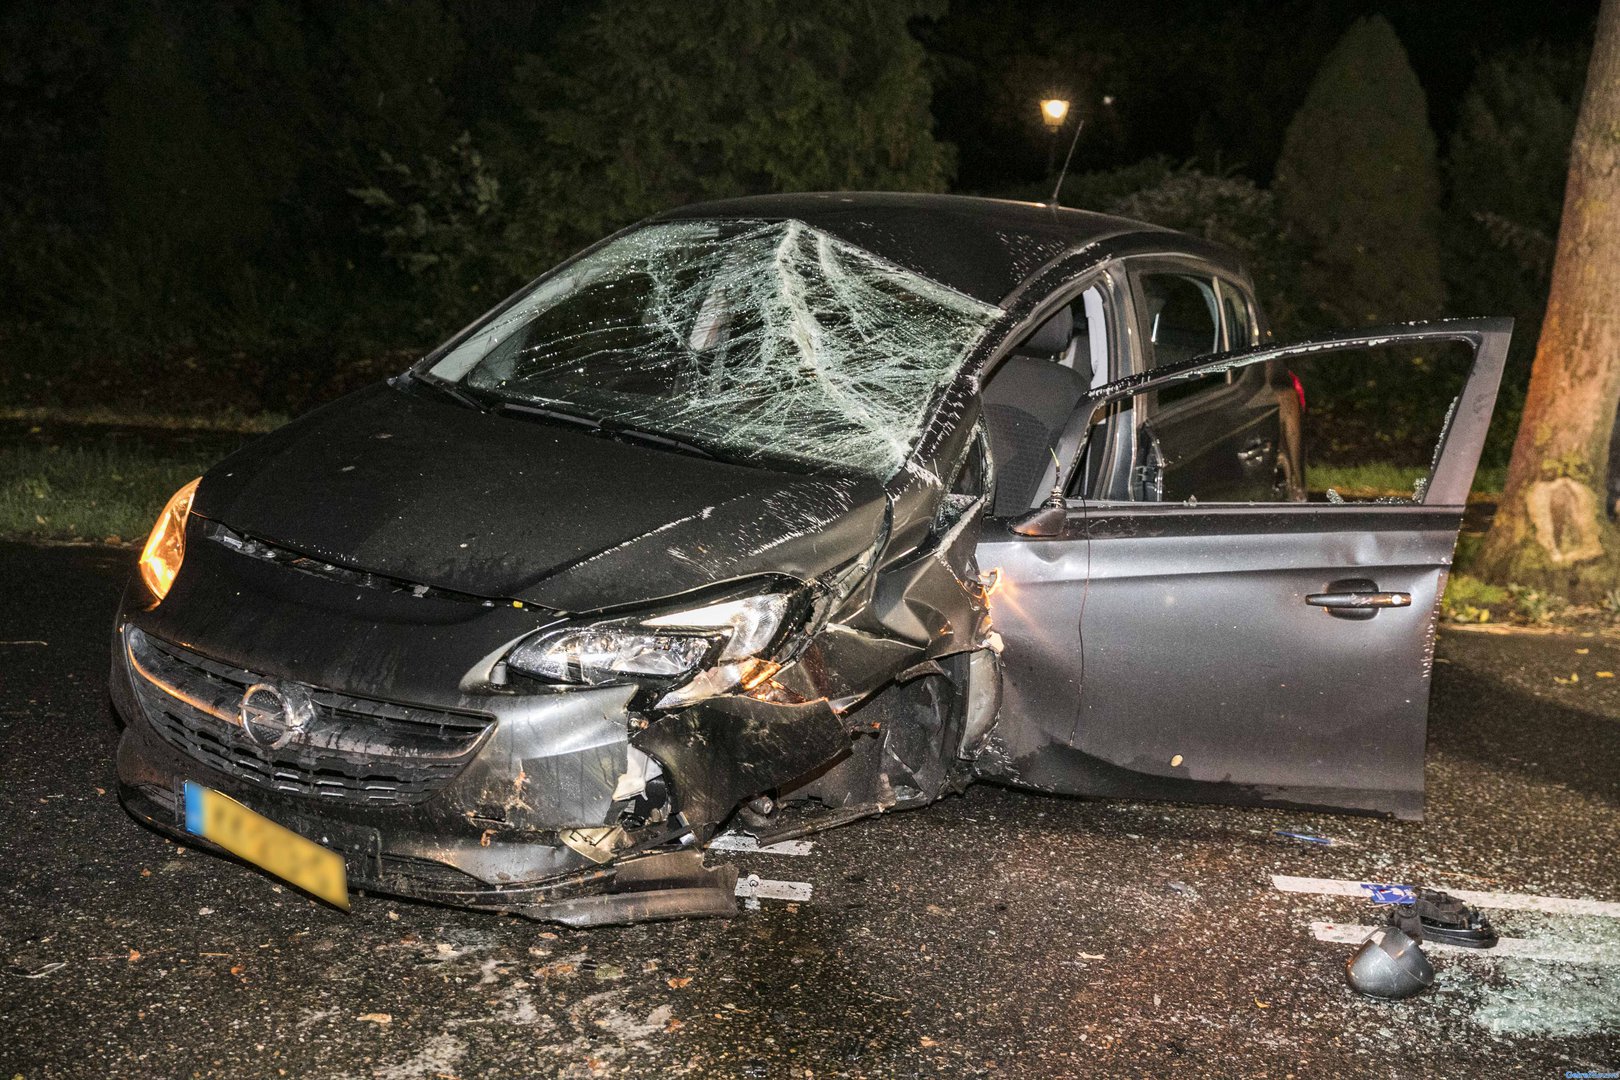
[981,287,1107,517]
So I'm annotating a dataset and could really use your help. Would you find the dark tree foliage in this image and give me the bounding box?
[0,0,949,412]
[1274,15,1446,329]
[498,0,953,262]
[1443,43,1587,463]
[0,0,1601,428]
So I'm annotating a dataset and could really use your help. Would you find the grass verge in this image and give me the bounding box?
[1,443,224,544]
[1309,461,1507,500]
[0,404,287,433]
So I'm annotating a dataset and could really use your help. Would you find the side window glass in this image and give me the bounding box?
[1221,286,1255,349]
[1138,273,1220,407]
[1086,339,1476,506]
[1139,273,1220,369]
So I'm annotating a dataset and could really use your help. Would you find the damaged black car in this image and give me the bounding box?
[110,193,1510,925]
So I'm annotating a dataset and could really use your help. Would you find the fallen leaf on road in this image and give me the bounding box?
[1254,998,1270,1009]
[127,949,141,963]
[358,1013,392,1025]
[920,1036,938,1047]
[1598,671,1614,678]
[665,1017,684,1032]
[667,976,692,989]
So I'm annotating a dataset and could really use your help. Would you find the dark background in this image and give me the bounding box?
[0,0,1601,459]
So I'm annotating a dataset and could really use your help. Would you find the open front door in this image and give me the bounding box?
[981,319,1510,819]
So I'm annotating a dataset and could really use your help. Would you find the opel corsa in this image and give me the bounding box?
[110,194,1509,924]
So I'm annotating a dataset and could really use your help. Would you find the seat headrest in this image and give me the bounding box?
[1015,306,1074,359]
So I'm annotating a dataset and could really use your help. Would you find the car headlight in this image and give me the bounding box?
[139,477,201,603]
[506,592,791,707]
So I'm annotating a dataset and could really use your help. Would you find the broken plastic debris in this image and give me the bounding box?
[1384,888,1498,949]
[733,874,813,903]
[558,825,628,864]
[1345,925,1434,1000]
[1275,830,1337,846]
[1360,883,1417,905]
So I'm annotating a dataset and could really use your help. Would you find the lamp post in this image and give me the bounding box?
[1040,98,1071,178]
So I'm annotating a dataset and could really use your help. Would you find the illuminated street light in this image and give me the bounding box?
[1040,98,1071,129]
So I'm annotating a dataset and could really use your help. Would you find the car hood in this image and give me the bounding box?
[193,383,890,612]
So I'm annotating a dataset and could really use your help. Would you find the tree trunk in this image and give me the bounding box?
[1475,0,1620,600]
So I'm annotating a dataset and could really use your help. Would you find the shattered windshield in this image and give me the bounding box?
[423,219,1004,478]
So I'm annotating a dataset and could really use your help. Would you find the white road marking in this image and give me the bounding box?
[1309,922,1620,965]
[734,875,813,902]
[1273,875,1620,918]
[707,833,815,857]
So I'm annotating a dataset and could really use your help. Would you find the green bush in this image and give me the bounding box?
[1441,574,1508,623]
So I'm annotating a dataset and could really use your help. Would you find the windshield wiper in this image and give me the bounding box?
[401,370,489,414]
[493,400,721,463]
[494,399,607,432]
[598,419,719,461]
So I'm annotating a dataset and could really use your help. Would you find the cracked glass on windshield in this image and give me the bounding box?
[423,219,1003,478]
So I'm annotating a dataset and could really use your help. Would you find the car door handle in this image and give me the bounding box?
[1307,578,1412,620]
[1237,438,1272,464]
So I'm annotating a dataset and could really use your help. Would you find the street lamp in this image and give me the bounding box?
[1040,98,1072,182]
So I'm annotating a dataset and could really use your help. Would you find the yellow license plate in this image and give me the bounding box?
[183,781,349,909]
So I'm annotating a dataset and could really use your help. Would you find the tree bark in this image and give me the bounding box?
[1475,0,1620,600]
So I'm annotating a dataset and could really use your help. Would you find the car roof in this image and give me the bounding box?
[653,192,1246,306]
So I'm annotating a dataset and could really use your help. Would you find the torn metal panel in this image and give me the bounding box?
[633,696,850,831]
[773,662,973,814]
[513,851,739,928]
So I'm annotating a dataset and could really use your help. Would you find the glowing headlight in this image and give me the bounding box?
[505,592,791,704]
[139,477,201,603]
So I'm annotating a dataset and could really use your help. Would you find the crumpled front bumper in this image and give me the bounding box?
[111,630,752,923]
[107,529,771,923]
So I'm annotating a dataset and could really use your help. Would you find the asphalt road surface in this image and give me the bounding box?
[2,541,1618,1078]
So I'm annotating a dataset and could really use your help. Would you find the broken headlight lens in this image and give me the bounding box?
[508,629,713,684]
[643,594,788,660]
[138,477,201,603]
[505,592,792,699]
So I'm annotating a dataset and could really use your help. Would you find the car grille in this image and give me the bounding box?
[125,628,493,805]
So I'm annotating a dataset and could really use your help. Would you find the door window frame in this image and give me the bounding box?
[1058,319,1512,510]
[976,265,1135,517]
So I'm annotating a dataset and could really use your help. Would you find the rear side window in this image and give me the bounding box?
[1139,273,1220,369]
[1139,272,1221,406]
[1221,285,1255,349]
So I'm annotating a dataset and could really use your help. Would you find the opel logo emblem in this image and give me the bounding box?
[239,682,311,749]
